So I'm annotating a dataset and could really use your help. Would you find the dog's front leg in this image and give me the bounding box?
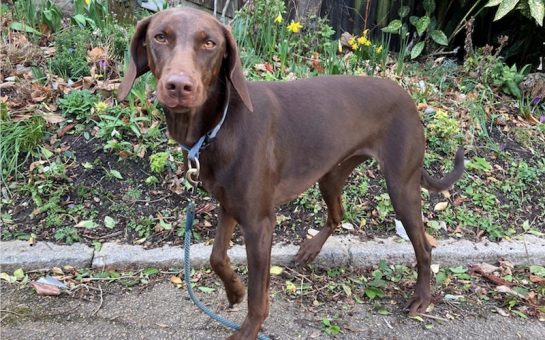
[210,209,245,306]
[228,214,274,340]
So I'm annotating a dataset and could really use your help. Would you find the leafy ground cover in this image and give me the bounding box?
[1,1,544,250]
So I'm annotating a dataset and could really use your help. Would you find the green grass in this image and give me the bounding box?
[0,115,45,185]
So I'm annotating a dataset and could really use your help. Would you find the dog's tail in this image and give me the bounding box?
[421,147,465,192]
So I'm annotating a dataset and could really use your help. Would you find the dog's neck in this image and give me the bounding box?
[164,77,227,147]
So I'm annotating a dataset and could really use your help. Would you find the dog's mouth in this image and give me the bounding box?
[156,80,204,111]
[157,93,198,111]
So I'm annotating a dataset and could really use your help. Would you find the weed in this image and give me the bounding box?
[49,27,93,79]
[149,152,170,174]
[54,227,80,244]
[375,193,394,222]
[321,318,341,336]
[425,109,462,154]
[492,63,530,98]
[124,187,142,201]
[128,217,154,238]
[58,89,100,119]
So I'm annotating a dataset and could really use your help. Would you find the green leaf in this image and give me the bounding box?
[145,176,159,185]
[398,5,410,18]
[415,16,431,36]
[436,271,448,285]
[494,0,521,21]
[411,41,426,59]
[143,267,159,277]
[104,216,116,229]
[377,307,391,315]
[529,0,544,26]
[430,30,448,46]
[13,268,25,280]
[198,286,215,294]
[409,315,424,322]
[109,169,123,179]
[530,265,545,277]
[449,266,468,274]
[364,286,384,299]
[10,22,42,35]
[41,146,54,159]
[381,19,402,33]
[423,0,436,13]
[159,219,172,230]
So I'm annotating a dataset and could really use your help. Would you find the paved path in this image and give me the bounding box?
[2,281,544,339]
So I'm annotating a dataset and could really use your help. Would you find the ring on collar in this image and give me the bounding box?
[186,158,200,189]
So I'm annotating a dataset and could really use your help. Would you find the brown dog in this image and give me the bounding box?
[118,8,464,339]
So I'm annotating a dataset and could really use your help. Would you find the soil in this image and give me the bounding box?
[4,115,544,249]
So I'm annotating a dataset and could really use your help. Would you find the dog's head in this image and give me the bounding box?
[118,8,253,113]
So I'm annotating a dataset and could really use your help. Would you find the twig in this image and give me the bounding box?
[420,313,449,322]
[283,267,313,284]
[0,309,23,318]
[92,285,103,316]
[383,317,393,329]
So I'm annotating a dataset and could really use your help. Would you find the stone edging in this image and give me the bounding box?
[1,235,544,272]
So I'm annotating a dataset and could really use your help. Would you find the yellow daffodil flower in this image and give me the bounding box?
[375,45,383,54]
[287,21,302,33]
[357,36,371,46]
[348,36,358,50]
[274,14,283,24]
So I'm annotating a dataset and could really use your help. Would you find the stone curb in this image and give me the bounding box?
[0,241,94,272]
[1,235,545,272]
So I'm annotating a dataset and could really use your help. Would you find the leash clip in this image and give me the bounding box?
[185,157,200,192]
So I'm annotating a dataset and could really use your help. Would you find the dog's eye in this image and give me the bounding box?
[154,33,167,43]
[203,40,216,49]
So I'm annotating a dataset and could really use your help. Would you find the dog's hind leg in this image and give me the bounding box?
[384,164,432,315]
[294,156,367,264]
[210,209,245,307]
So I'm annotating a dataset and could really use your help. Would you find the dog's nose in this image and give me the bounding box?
[165,74,194,96]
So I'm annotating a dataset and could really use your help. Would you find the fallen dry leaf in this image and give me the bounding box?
[42,113,65,124]
[495,285,524,298]
[425,233,438,248]
[471,265,512,286]
[170,275,182,286]
[30,282,61,296]
[529,275,545,284]
[434,201,449,211]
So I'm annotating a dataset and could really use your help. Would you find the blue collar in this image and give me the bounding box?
[179,86,230,161]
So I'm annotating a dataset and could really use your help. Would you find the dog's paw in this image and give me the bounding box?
[226,276,245,307]
[294,239,321,264]
[406,293,432,315]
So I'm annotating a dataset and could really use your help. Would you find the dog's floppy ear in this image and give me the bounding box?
[223,25,253,112]
[118,16,152,101]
